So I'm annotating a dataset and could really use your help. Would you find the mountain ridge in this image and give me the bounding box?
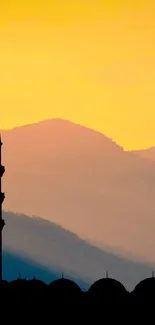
[0,118,124,154]
[1,118,155,264]
[2,118,155,152]
[1,119,155,152]
[132,147,155,162]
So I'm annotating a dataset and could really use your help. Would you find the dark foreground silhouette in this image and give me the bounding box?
[0,276,155,320]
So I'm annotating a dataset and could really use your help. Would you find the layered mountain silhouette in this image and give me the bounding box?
[2,212,154,290]
[3,251,58,284]
[133,147,155,162]
[1,119,155,263]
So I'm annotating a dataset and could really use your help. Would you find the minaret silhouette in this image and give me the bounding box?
[105,271,108,279]
[0,135,5,282]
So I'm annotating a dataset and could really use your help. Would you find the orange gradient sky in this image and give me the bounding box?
[0,0,155,150]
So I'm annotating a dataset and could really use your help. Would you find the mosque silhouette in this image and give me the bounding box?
[0,136,155,317]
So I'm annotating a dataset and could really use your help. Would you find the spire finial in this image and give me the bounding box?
[106,271,108,278]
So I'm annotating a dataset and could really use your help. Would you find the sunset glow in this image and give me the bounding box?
[1,0,155,149]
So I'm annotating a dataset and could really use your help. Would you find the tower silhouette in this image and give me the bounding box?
[0,135,5,282]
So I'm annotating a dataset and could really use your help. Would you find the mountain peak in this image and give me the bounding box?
[1,118,124,156]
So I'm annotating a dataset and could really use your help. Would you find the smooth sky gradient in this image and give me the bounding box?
[1,0,155,149]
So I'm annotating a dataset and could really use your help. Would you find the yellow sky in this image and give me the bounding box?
[0,0,155,150]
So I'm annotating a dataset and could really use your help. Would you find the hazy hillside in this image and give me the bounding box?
[1,119,155,263]
[132,147,155,162]
[3,251,59,284]
[3,211,153,290]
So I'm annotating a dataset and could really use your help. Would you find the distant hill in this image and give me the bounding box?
[1,119,155,263]
[3,251,59,284]
[2,211,154,291]
[132,147,155,162]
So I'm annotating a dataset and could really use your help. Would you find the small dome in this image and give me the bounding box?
[9,279,28,292]
[133,277,155,296]
[88,278,127,301]
[9,278,27,286]
[28,279,46,288]
[49,278,81,295]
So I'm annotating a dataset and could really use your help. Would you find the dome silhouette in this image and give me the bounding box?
[132,277,155,299]
[9,278,27,289]
[49,278,81,296]
[28,278,47,288]
[88,277,127,302]
[8,278,29,303]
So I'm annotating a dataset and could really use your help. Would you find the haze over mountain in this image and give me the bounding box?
[133,147,155,162]
[2,212,153,291]
[1,119,155,264]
